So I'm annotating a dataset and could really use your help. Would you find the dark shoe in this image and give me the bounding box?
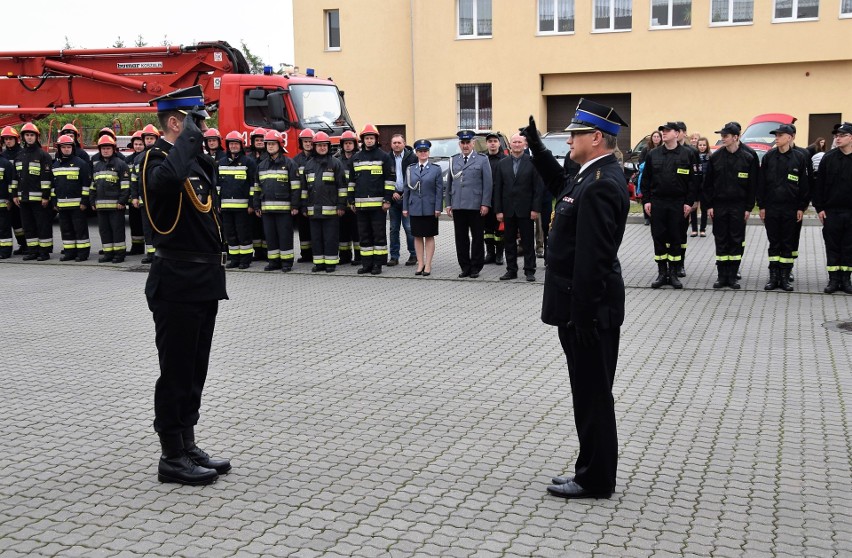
[296,255,310,263]
[225,259,240,269]
[387,258,399,267]
[699,231,706,237]
[779,273,794,292]
[13,246,26,255]
[546,480,612,500]
[469,271,480,279]
[458,270,470,278]
[158,452,218,486]
[500,271,517,281]
[185,445,231,475]
[415,269,423,276]
[140,255,153,264]
[536,251,544,259]
[405,255,418,266]
[690,232,698,237]
[239,262,252,270]
[311,264,325,272]
[422,270,431,277]
[280,264,291,272]
[526,274,536,282]
[668,271,683,289]
[825,274,841,294]
[494,247,504,265]
[841,272,852,295]
[764,267,779,291]
[98,254,114,263]
[129,244,145,255]
[357,266,372,274]
[676,263,686,278]
[483,254,496,265]
[651,262,668,289]
[60,252,76,262]
[371,265,382,275]
[713,271,726,289]
[551,475,573,485]
[111,255,125,264]
[644,219,650,226]
[788,271,794,282]
[36,253,50,261]
[75,254,89,262]
[23,253,38,261]
[728,266,741,290]
[263,261,282,271]
[325,265,336,273]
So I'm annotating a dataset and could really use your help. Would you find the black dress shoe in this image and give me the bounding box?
[499,272,517,280]
[551,475,573,485]
[158,452,219,485]
[458,270,470,278]
[405,255,418,266]
[546,480,612,500]
[36,253,50,261]
[525,274,536,282]
[140,255,153,264]
[325,265,336,273]
[469,272,480,278]
[371,266,382,275]
[311,264,325,272]
[387,258,399,266]
[357,266,372,274]
[240,262,252,270]
[185,445,232,475]
[225,260,240,269]
[22,253,38,261]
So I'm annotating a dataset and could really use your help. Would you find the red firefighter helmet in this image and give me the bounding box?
[263,130,285,148]
[225,131,243,144]
[250,127,267,140]
[56,134,76,146]
[298,128,315,140]
[131,130,143,140]
[98,127,117,140]
[203,128,222,141]
[340,130,357,141]
[141,124,160,137]
[97,135,117,147]
[312,131,331,144]
[61,123,80,136]
[359,124,380,138]
[21,122,40,135]
[1,126,20,139]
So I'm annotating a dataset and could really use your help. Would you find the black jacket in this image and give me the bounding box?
[350,146,395,206]
[641,144,699,205]
[531,149,629,330]
[254,153,300,212]
[12,142,53,202]
[493,153,544,218]
[389,147,417,194]
[90,156,131,209]
[757,146,811,210]
[704,146,758,211]
[302,153,347,218]
[52,154,91,209]
[0,156,12,202]
[814,148,852,213]
[218,150,257,211]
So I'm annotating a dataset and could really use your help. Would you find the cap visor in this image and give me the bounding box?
[564,122,596,133]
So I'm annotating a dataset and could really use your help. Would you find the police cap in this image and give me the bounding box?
[457,130,476,141]
[564,98,627,136]
[413,139,431,151]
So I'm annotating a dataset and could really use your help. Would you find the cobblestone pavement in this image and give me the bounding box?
[1,219,851,557]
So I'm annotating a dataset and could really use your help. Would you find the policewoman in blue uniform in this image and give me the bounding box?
[403,139,444,276]
[141,85,231,486]
[522,99,629,499]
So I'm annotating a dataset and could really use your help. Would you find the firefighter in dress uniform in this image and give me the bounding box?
[52,134,92,262]
[141,85,230,486]
[218,131,257,269]
[254,130,301,272]
[11,123,53,261]
[301,131,347,272]
[90,135,131,263]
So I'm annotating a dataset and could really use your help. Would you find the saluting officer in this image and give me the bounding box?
[814,122,852,294]
[445,130,492,278]
[141,85,230,486]
[522,98,629,500]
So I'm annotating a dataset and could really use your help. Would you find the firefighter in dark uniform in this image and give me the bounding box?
[335,130,361,265]
[90,135,131,263]
[641,122,699,289]
[757,124,811,291]
[218,130,257,269]
[705,122,758,289]
[58,123,92,169]
[2,127,27,254]
[11,123,54,261]
[91,128,128,163]
[675,121,699,278]
[485,133,506,266]
[521,98,629,499]
[203,128,225,161]
[126,131,147,255]
[141,85,230,485]
[52,134,92,261]
[293,128,315,263]
[133,124,162,264]
[254,130,301,272]
[302,131,347,272]
[814,122,852,294]
[350,124,395,275]
[0,148,13,258]
[248,127,268,261]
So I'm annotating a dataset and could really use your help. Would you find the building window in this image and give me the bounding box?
[325,10,340,50]
[539,0,575,34]
[711,0,753,25]
[651,0,692,28]
[841,0,851,17]
[593,0,632,32]
[773,0,819,21]
[458,0,492,38]
[457,84,492,131]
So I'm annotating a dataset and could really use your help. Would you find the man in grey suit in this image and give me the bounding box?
[445,130,492,278]
[495,134,544,281]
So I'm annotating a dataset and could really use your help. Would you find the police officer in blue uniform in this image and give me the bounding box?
[522,98,629,500]
[141,85,230,486]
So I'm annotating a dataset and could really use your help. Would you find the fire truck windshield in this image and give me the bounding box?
[290,84,353,132]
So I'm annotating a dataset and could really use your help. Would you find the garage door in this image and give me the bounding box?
[546,93,632,153]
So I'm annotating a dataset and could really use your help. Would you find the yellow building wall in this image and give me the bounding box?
[295,0,851,144]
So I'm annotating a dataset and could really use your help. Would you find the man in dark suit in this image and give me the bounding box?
[494,133,543,281]
[142,85,231,486]
[522,98,629,500]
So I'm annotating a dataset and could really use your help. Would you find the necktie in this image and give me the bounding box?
[463,155,468,164]
[420,164,424,171]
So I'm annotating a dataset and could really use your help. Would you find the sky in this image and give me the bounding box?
[5,1,295,70]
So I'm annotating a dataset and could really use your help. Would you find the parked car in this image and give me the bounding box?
[425,131,509,184]
[541,132,571,164]
[713,113,796,162]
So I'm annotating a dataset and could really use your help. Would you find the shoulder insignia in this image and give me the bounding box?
[595,169,601,180]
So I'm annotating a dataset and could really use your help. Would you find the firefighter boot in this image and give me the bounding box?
[357,255,372,274]
[779,265,794,292]
[841,271,852,295]
[824,271,841,294]
[483,241,496,265]
[157,433,218,486]
[668,263,683,289]
[339,247,352,265]
[713,263,727,289]
[764,264,779,291]
[98,251,114,263]
[264,259,282,272]
[651,261,668,289]
[75,248,90,262]
[60,249,77,262]
[495,243,504,265]
[239,253,252,270]
[677,253,686,277]
[371,264,383,275]
[182,427,231,475]
[225,254,240,269]
[728,262,741,290]
[112,249,126,264]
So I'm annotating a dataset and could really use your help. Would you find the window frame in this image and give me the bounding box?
[592,0,633,33]
[709,0,754,26]
[840,0,852,18]
[457,83,493,132]
[324,9,341,51]
[457,0,493,40]
[772,0,820,23]
[649,0,693,30]
[537,0,576,35]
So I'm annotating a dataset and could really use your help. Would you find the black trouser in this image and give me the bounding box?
[339,209,359,261]
[128,204,144,252]
[504,215,535,275]
[148,297,218,435]
[558,324,619,493]
[483,210,500,251]
[19,201,53,255]
[58,209,90,258]
[764,205,798,269]
[712,204,746,265]
[222,210,253,264]
[310,217,340,265]
[0,208,11,257]
[452,209,485,273]
[97,210,126,256]
[690,204,708,232]
[140,204,154,254]
[650,199,684,265]
[295,212,312,259]
[262,212,294,264]
[356,208,387,269]
[9,202,25,250]
[793,216,804,261]
[823,208,852,273]
[252,215,266,259]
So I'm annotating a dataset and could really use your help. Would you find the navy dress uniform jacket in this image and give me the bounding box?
[445,151,492,210]
[403,162,443,216]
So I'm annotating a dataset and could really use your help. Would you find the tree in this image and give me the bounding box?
[161,35,171,47]
[113,36,125,48]
[135,35,147,48]
[240,41,266,75]
[63,36,73,49]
